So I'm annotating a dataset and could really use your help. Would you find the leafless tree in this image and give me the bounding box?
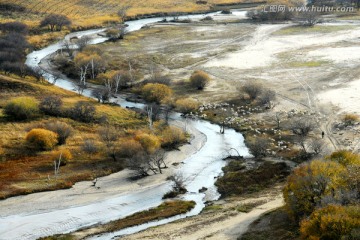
[127,151,156,176]
[73,82,86,95]
[118,6,131,23]
[247,137,270,158]
[241,82,263,100]
[299,11,320,27]
[168,173,187,193]
[82,139,98,155]
[76,36,91,51]
[39,95,63,116]
[290,117,316,137]
[40,14,71,31]
[150,150,166,174]
[61,40,73,57]
[259,89,276,109]
[274,111,285,129]
[307,138,325,155]
[98,126,119,161]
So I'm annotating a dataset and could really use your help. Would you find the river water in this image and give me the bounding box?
[0,10,250,240]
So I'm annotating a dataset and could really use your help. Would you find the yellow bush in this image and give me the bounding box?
[327,150,360,166]
[343,114,359,126]
[134,133,161,154]
[51,149,73,165]
[118,139,144,157]
[175,98,199,114]
[300,205,360,240]
[190,70,211,90]
[141,83,173,103]
[4,97,39,120]
[26,129,58,150]
[160,126,187,148]
[283,160,348,221]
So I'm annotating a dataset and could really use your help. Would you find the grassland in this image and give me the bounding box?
[41,200,196,240]
[0,0,260,48]
[273,25,357,35]
[0,73,146,199]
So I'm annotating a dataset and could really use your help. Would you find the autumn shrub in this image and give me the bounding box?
[327,150,360,166]
[134,133,161,154]
[175,98,199,114]
[343,114,359,126]
[190,70,210,90]
[25,128,58,150]
[45,121,73,145]
[283,160,349,221]
[247,137,270,158]
[141,83,173,103]
[118,139,143,158]
[4,97,39,120]
[300,204,360,240]
[51,149,73,166]
[160,126,187,149]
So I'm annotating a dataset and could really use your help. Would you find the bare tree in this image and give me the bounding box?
[127,151,156,176]
[150,150,166,174]
[98,126,119,161]
[290,117,316,137]
[307,138,325,155]
[299,11,320,27]
[82,139,98,155]
[241,82,263,100]
[76,36,91,51]
[40,14,71,31]
[247,138,270,158]
[274,111,285,129]
[259,89,276,109]
[118,6,131,23]
[61,40,73,57]
[168,173,187,193]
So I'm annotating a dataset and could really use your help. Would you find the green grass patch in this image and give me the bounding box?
[274,25,357,35]
[287,60,329,68]
[49,200,196,239]
[203,204,223,212]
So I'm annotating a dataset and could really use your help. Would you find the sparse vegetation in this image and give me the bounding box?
[216,161,290,197]
[190,70,211,90]
[4,97,39,120]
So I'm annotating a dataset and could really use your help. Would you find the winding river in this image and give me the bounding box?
[0,10,250,240]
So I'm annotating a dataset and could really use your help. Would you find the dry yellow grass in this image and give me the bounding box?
[0,0,250,28]
[0,74,147,199]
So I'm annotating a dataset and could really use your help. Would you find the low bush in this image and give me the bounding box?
[343,114,359,126]
[118,139,143,158]
[45,121,73,145]
[68,101,96,123]
[175,98,199,114]
[39,96,63,116]
[300,205,360,240]
[134,133,161,154]
[51,149,73,166]
[25,128,58,150]
[160,126,187,149]
[4,97,39,120]
[190,70,210,90]
[141,83,173,103]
